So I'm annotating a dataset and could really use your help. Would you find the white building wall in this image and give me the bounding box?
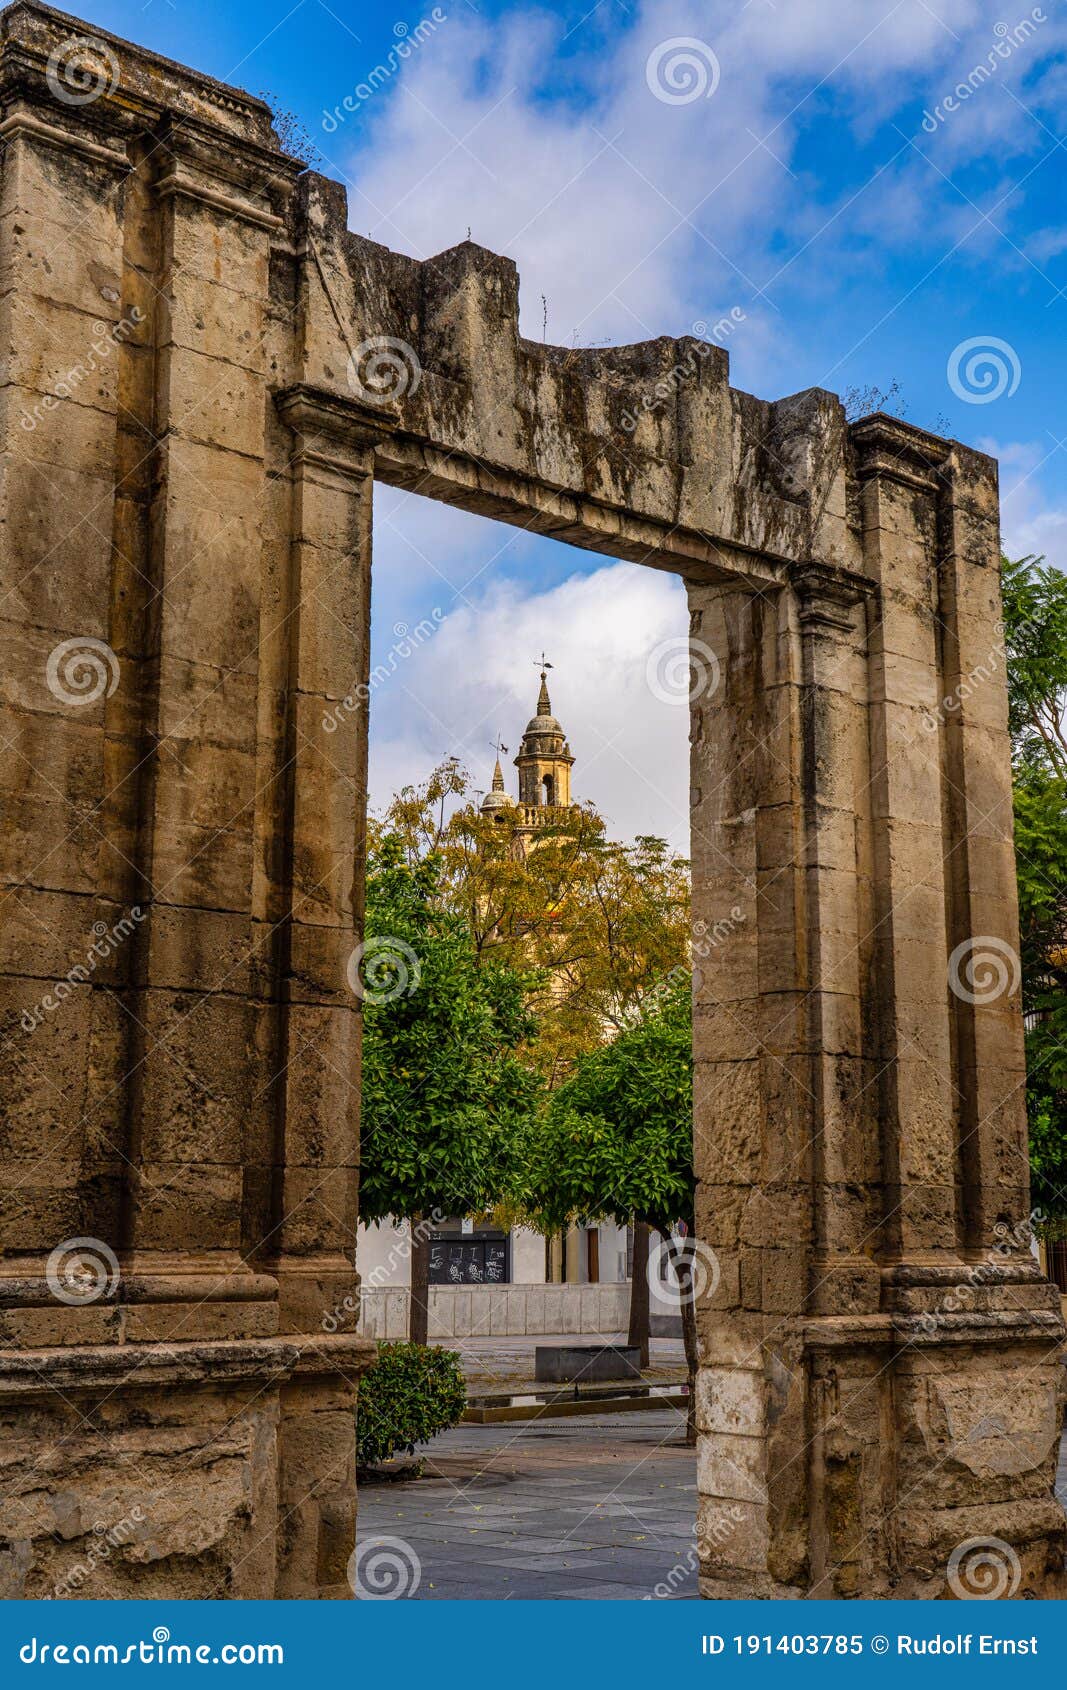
[510,1225,546,1283]
[355,1219,634,1337]
[357,1218,412,1288]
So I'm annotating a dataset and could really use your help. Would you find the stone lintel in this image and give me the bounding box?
[376,431,785,587]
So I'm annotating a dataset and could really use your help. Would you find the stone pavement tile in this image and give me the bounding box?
[357,1409,697,1600]
[478,1554,613,1571]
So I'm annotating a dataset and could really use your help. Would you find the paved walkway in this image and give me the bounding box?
[359,1407,1067,1601]
[357,1408,696,1599]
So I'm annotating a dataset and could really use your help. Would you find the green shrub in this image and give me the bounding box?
[357,1341,467,1467]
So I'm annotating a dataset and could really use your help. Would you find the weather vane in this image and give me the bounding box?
[534,652,553,674]
[492,734,509,759]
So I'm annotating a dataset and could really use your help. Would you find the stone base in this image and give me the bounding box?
[697,1275,1067,1600]
[0,1335,375,1600]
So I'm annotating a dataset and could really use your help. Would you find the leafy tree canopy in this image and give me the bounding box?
[519,970,693,1237]
[358,836,541,1225]
[1002,554,1067,1216]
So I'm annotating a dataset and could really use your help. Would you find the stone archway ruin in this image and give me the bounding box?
[0,0,1063,1601]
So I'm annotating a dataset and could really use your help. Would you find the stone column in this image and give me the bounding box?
[268,384,396,1599]
[691,418,1065,1599]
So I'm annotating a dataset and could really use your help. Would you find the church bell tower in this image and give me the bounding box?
[514,662,574,813]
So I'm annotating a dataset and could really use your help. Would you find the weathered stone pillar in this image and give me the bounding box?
[0,6,374,1599]
[691,420,1065,1600]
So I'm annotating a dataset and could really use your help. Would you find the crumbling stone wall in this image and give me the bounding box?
[0,0,1061,1600]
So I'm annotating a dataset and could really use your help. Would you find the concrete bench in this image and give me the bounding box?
[534,1344,642,1384]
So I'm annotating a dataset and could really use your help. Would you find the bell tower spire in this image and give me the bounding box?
[479,734,511,819]
[515,656,574,813]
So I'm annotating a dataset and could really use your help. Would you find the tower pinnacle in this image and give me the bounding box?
[515,657,574,812]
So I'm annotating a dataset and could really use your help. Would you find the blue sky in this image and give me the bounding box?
[82,0,1067,842]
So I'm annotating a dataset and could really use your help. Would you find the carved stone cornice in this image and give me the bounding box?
[0,1,302,223]
[849,411,952,494]
[788,558,875,631]
[275,382,400,476]
[0,1333,377,1401]
[0,1,277,145]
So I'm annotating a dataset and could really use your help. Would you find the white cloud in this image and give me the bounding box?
[367,520,692,851]
[333,0,1062,360]
[994,437,1067,565]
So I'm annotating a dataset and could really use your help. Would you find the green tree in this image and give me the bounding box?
[1002,554,1067,1215]
[520,971,698,1437]
[1002,553,1067,780]
[359,837,542,1341]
